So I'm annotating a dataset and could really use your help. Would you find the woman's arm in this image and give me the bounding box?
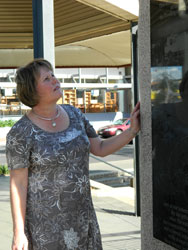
[10,168,28,250]
[89,102,140,157]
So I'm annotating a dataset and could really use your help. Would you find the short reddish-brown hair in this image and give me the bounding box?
[15,59,53,108]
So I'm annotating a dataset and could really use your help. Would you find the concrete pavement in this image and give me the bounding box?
[0,176,141,250]
[0,176,12,250]
[90,163,141,250]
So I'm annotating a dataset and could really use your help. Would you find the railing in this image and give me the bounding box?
[0,104,30,117]
[90,154,134,177]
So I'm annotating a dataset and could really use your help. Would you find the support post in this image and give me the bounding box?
[32,0,55,68]
[131,22,140,216]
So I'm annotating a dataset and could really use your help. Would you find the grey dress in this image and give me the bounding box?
[6,104,103,250]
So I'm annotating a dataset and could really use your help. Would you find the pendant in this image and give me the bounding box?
[52,121,56,127]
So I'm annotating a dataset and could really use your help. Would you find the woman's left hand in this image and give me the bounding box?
[129,101,140,136]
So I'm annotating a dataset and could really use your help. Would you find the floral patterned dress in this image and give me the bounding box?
[6,105,103,250]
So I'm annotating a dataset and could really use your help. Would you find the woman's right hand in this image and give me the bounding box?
[12,232,28,250]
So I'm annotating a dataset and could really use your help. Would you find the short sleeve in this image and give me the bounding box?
[6,125,32,170]
[75,107,98,138]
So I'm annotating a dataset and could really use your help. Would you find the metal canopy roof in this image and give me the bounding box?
[0,0,139,67]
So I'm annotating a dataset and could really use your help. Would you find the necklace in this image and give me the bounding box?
[32,106,60,127]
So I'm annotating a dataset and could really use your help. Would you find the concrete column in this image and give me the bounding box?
[32,0,55,68]
[139,0,176,249]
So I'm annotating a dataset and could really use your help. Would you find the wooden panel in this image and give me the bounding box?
[55,22,129,46]
[0,44,32,49]
[0,0,130,49]
[0,37,32,42]
[63,90,77,105]
[0,0,31,3]
[55,0,98,17]
[0,0,33,36]
[55,8,96,25]
[55,14,115,32]
[155,0,177,3]
[0,0,32,48]
[54,0,129,45]
[0,33,32,37]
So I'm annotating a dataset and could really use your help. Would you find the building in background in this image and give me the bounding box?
[0,66,132,130]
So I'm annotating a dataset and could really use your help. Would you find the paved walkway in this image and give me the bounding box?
[92,184,141,250]
[0,175,140,250]
[0,176,12,250]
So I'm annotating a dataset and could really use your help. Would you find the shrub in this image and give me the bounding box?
[0,120,16,127]
[0,165,9,175]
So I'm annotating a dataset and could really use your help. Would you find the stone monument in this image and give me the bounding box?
[139,0,188,249]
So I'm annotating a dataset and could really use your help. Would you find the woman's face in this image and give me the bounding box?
[36,67,62,104]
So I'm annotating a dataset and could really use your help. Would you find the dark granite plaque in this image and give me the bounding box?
[151,1,188,249]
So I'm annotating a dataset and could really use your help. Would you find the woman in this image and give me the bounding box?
[6,59,140,250]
